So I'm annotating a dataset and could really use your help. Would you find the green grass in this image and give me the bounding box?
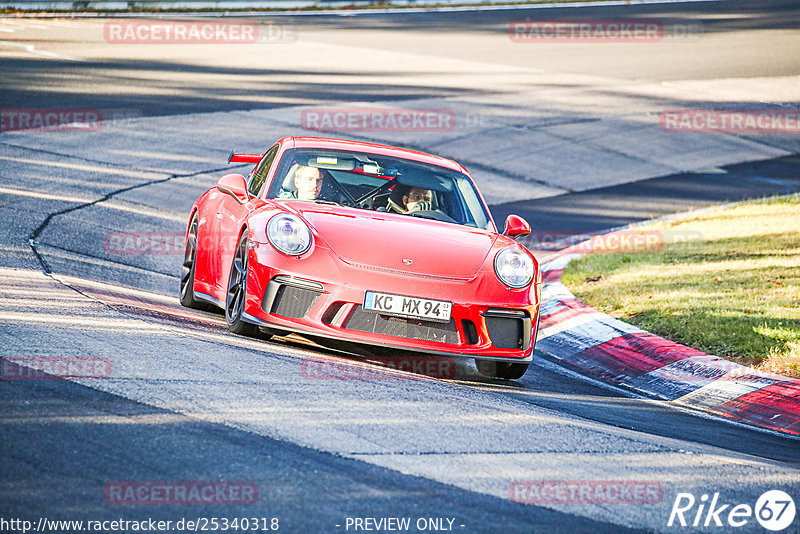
[562,194,800,378]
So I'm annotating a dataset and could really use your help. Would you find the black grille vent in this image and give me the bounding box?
[263,277,323,319]
[270,285,320,319]
[483,309,531,349]
[345,306,458,344]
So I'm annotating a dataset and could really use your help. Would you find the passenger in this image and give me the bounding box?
[293,165,325,201]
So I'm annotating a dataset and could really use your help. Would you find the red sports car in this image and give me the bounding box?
[180,136,541,379]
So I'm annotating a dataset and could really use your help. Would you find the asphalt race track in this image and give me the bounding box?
[1,1,800,532]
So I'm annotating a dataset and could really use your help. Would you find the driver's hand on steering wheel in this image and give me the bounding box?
[409,200,433,212]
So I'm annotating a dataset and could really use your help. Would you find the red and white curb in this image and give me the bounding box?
[537,251,800,437]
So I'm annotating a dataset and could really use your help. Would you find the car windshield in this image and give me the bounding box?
[265,148,492,230]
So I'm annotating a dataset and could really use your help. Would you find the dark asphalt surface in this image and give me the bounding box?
[2,0,800,116]
[491,155,800,237]
[1,1,799,532]
[2,377,633,533]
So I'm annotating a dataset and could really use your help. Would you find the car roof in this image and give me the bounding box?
[283,136,466,174]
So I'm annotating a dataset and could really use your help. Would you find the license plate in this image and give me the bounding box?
[364,291,452,322]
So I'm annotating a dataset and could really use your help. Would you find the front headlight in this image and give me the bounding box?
[494,246,534,288]
[266,213,312,256]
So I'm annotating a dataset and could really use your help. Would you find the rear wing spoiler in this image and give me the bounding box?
[228,150,264,164]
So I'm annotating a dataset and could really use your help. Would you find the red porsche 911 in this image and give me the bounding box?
[180,136,541,379]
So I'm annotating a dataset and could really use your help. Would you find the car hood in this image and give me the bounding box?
[297,205,497,279]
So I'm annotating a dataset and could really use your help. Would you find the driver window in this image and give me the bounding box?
[248,144,279,197]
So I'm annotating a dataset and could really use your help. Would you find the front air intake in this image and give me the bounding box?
[461,319,479,345]
[262,276,323,319]
[482,309,531,349]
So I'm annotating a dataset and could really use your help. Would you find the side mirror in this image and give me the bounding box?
[216,173,249,204]
[503,214,531,238]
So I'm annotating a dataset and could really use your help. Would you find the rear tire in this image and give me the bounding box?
[225,231,258,337]
[476,359,529,380]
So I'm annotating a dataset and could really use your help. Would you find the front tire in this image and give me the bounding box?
[179,214,208,310]
[476,359,529,380]
[225,231,258,336]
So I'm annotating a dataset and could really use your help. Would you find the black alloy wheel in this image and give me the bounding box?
[179,214,206,309]
[225,231,258,336]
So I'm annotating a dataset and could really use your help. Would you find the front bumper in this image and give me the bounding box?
[242,241,540,362]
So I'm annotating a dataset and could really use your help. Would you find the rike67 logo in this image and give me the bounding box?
[668,490,796,531]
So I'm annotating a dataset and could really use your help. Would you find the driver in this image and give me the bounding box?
[386,186,434,214]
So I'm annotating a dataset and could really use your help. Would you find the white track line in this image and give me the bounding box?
[0,40,82,61]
